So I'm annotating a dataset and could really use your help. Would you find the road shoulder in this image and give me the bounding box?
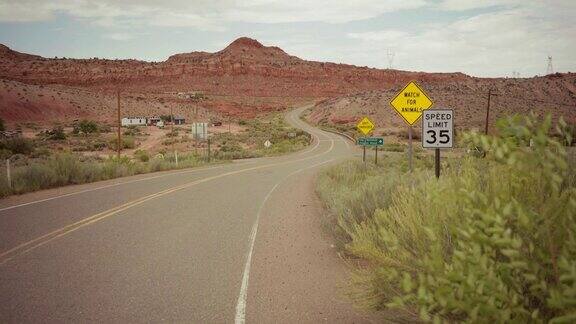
[246,168,380,323]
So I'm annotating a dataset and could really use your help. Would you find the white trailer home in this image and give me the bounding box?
[121,117,147,127]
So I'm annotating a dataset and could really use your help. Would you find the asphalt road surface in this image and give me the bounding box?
[0,106,376,323]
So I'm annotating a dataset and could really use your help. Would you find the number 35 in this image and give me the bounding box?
[426,130,450,144]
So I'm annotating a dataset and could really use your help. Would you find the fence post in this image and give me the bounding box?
[6,159,11,189]
[207,138,211,162]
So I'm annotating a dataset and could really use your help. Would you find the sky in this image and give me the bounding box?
[0,0,574,77]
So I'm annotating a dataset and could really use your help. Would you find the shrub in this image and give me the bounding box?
[108,136,135,150]
[0,148,11,160]
[123,125,140,136]
[0,117,5,131]
[319,114,576,322]
[12,164,57,193]
[134,149,149,162]
[73,119,99,135]
[0,138,35,155]
[44,127,67,140]
[99,124,112,133]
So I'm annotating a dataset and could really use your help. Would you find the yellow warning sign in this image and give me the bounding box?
[390,81,433,125]
[356,117,375,135]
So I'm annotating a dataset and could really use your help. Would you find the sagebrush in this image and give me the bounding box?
[317,114,576,323]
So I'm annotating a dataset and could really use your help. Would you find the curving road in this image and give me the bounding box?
[0,106,373,323]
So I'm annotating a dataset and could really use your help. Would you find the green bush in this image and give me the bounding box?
[0,148,11,160]
[318,114,576,322]
[12,164,57,192]
[108,136,135,150]
[0,137,35,155]
[123,125,140,136]
[73,119,99,135]
[40,127,67,140]
[0,150,228,198]
[134,149,150,162]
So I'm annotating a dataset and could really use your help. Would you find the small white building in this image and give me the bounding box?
[121,117,147,127]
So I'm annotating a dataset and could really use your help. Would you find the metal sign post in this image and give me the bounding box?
[408,126,413,172]
[434,148,441,178]
[357,137,384,165]
[362,140,366,163]
[422,109,454,178]
[356,117,375,165]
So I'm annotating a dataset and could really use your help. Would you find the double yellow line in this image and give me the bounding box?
[0,133,335,266]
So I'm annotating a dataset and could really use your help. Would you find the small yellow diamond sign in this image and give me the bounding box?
[390,81,433,125]
[357,117,375,135]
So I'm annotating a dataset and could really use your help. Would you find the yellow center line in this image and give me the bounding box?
[0,132,335,266]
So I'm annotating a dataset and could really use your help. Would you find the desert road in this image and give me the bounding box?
[0,107,374,323]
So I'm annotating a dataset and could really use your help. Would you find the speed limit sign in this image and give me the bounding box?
[422,109,453,148]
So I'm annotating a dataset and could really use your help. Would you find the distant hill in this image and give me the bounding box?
[0,37,574,125]
[307,73,576,138]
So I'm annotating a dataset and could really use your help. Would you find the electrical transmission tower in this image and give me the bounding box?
[386,49,395,69]
[546,56,554,75]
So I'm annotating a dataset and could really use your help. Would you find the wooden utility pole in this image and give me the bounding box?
[484,88,492,135]
[117,89,121,158]
[170,105,178,166]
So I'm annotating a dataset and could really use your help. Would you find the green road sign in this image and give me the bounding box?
[357,137,384,146]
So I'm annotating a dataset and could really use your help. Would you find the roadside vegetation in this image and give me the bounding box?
[211,115,311,159]
[0,152,219,197]
[0,113,310,198]
[317,114,576,322]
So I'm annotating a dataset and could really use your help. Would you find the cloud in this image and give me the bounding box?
[344,5,576,76]
[225,0,427,23]
[0,1,54,22]
[348,30,408,42]
[437,0,518,11]
[0,0,429,26]
[102,33,134,41]
[1,0,574,77]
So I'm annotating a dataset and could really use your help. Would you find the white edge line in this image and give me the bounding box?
[234,157,335,324]
[0,134,336,265]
